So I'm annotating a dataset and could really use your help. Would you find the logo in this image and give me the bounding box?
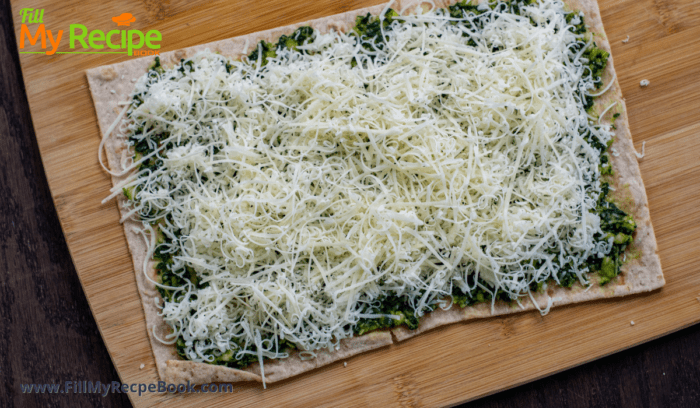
[19,8,161,56]
[112,13,136,27]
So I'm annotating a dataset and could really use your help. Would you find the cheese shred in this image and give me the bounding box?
[112,0,615,367]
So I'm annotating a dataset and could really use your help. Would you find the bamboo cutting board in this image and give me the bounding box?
[12,0,700,406]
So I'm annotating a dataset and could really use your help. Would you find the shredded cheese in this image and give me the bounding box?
[635,141,646,159]
[113,0,615,366]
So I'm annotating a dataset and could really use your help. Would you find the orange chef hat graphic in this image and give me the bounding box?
[112,13,136,26]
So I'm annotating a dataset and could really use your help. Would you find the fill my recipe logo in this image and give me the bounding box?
[18,8,161,56]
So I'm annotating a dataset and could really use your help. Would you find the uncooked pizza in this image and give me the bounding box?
[87,0,663,387]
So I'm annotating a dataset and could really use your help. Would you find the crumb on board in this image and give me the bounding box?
[635,141,646,159]
[344,362,347,367]
[640,79,650,87]
[630,321,635,326]
[139,363,145,370]
[622,35,629,44]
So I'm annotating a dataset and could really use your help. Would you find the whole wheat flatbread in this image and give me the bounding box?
[87,0,664,386]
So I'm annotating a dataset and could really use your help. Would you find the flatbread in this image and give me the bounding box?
[87,0,664,386]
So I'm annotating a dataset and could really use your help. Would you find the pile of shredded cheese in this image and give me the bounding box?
[113,0,615,369]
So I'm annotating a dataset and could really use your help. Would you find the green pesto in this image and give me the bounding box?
[452,277,512,307]
[580,46,610,110]
[150,55,165,75]
[353,8,400,40]
[178,59,195,74]
[565,11,586,35]
[247,26,315,67]
[584,47,609,82]
[152,224,297,369]
[124,0,635,368]
[122,187,133,201]
[600,152,614,175]
[349,9,400,67]
[354,294,425,335]
[611,112,621,129]
[175,337,296,370]
[598,256,616,285]
[582,180,636,286]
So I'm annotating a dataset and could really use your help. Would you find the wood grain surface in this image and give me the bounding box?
[6,0,700,406]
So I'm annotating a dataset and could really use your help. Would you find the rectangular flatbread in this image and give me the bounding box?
[87,0,664,386]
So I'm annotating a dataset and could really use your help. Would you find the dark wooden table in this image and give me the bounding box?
[2,0,700,406]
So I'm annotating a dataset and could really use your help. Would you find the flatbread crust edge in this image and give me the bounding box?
[86,0,664,386]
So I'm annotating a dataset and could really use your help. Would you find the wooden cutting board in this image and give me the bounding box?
[12,0,700,406]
